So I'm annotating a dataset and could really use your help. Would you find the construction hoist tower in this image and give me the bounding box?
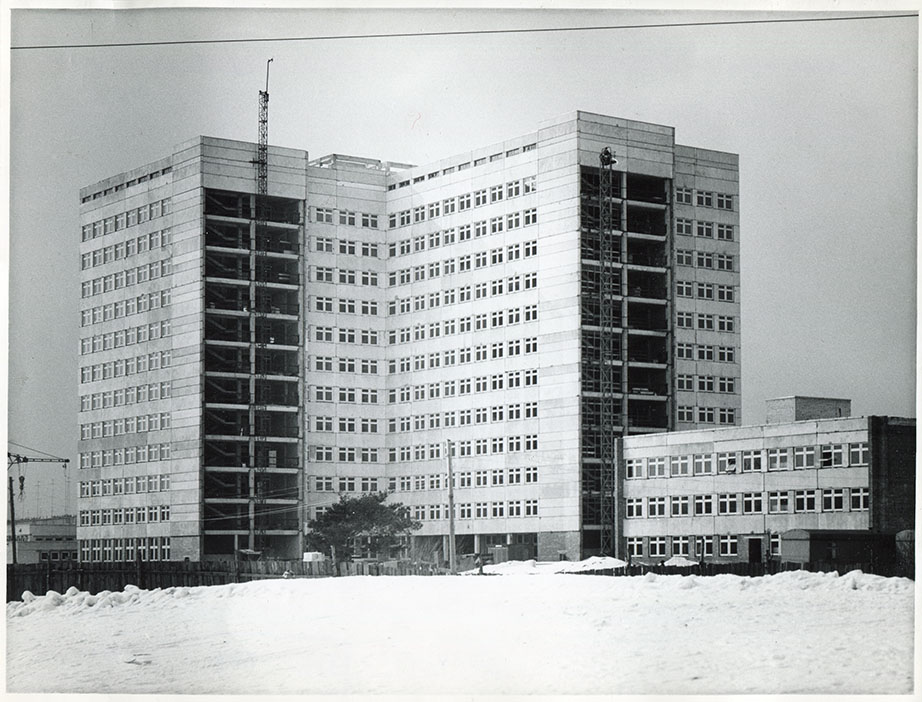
[598,147,619,557]
[252,58,272,552]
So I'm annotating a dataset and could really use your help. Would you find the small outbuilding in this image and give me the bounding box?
[780,529,896,567]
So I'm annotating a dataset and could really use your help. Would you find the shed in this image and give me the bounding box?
[780,529,895,566]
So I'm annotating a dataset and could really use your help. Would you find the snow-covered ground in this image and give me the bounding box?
[6,564,914,695]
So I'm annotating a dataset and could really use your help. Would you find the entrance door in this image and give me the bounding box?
[748,538,762,564]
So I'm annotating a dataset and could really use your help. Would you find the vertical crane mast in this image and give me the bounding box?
[7,452,70,565]
[252,58,272,553]
[598,147,618,557]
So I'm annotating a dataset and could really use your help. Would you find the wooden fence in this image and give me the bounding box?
[6,558,450,602]
[7,557,911,602]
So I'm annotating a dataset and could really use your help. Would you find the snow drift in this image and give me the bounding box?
[6,566,914,695]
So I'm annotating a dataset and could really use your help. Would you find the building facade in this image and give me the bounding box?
[619,411,915,563]
[76,111,741,562]
[7,516,78,564]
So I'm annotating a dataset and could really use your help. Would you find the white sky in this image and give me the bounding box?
[3,3,917,517]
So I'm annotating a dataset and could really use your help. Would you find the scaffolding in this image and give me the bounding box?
[598,147,619,556]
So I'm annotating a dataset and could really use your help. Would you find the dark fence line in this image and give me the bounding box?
[6,558,447,602]
[572,560,912,578]
[7,557,911,603]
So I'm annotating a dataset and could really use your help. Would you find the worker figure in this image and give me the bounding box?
[475,554,483,575]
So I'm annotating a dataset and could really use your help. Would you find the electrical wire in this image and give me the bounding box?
[11,13,917,51]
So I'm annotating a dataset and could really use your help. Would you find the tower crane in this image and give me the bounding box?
[8,452,70,565]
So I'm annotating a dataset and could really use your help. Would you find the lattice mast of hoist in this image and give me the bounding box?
[252,58,272,551]
[598,147,619,557]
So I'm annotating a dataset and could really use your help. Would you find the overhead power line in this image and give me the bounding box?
[11,13,917,51]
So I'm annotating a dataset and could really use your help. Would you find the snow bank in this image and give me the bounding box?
[7,569,914,695]
[461,555,628,575]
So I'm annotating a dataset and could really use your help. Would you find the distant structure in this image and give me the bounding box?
[7,516,77,564]
[619,398,915,563]
[75,111,741,562]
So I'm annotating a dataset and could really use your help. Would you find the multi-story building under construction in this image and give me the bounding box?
[75,110,741,562]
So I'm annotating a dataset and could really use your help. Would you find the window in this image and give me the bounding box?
[716,224,734,241]
[718,493,738,515]
[794,489,816,513]
[742,492,763,514]
[675,188,692,205]
[697,314,714,330]
[820,444,844,468]
[849,442,869,466]
[696,191,713,207]
[717,285,735,303]
[697,407,714,423]
[793,446,815,469]
[676,281,694,297]
[671,496,690,516]
[626,498,644,518]
[625,458,644,479]
[717,316,735,333]
[676,312,693,328]
[694,494,713,515]
[822,488,846,512]
[649,537,667,557]
[696,221,713,238]
[647,457,666,478]
[716,193,733,210]
[647,496,666,516]
[627,538,644,557]
[676,343,694,360]
[741,450,761,472]
[768,491,790,514]
[693,454,714,475]
[676,218,693,236]
[850,487,869,511]
[718,535,737,557]
[767,448,789,471]
[677,406,694,422]
[670,455,690,477]
[315,208,333,223]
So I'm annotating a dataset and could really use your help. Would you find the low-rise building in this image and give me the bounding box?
[618,398,914,564]
[7,516,78,564]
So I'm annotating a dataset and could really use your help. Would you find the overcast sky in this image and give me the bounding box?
[4,4,917,517]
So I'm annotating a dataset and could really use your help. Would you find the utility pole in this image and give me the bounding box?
[445,439,457,574]
[7,452,70,565]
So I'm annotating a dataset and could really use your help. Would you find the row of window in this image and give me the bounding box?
[674,218,735,240]
[314,237,381,256]
[38,551,78,562]
[387,239,539,287]
[81,228,172,269]
[78,537,172,563]
[675,249,735,270]
[628,534,754,559]
[81,166,172,204]
[676,344,737,363]
[389,339,539,374]
[80,256,172,298]
[313,297,379,316]
[79,505,171,526]
[313,211,380,229]
[79,381,172,413]
[625,487,869,519]
[80,350,173,385]
[80,198,172,241]
[311,327,380,346]
[412,500,539,521]
[81,289,172,328]
[624,442,869,479]
[676,407,737,424]
[385,435,540,462]
[674,189,734,211]
[79,474,172,497]
[388,144,537,192]
[387,306,540,346]
[676,375,736,394]
[384,402,539,433]
[79,443,173,469]
[676,282,736,304]
[675,312,736,332]
[80,413,171,440]
[385,176,537,228]
[312,267,379,286]
[80,320,171,356]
